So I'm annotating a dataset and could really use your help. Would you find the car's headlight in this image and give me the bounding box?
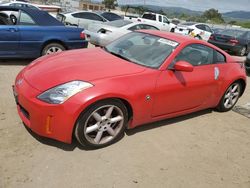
[37,81,93,104]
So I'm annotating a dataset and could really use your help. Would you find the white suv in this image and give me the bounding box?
[174,22,213,41]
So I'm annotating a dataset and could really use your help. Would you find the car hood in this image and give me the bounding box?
[23,48,146,91]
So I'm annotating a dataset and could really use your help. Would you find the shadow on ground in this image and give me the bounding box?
[0,59,33,66]
[23,109,213,151]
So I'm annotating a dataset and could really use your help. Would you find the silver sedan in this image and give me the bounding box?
[84,20,159,47]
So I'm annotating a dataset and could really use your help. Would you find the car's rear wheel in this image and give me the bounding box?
[216,82,241,112]
[75,99,128,148]
[42,43,65,56]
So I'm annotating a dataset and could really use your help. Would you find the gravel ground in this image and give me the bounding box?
[0,54,249,188]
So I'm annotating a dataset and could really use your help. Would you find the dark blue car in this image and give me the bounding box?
[0,6,88,58]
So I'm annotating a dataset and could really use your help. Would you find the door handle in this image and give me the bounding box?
[214,67,220,80]
[8,28,18,32]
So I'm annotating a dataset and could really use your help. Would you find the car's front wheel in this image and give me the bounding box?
[75,99,128,148]
[217,82,242,112]
[42,43,65,56]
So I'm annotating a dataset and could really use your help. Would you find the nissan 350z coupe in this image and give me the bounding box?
[13,31,247,148]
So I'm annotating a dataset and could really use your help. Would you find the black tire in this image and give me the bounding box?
[170,28,175,32]
[216,81,242,112]
[238,46,247,56]
[75,99,128,149]
[42,43,65,56]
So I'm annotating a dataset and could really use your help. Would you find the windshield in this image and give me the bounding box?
[105,20,132,27]
[219,29,245,37]
[105,32,179,68]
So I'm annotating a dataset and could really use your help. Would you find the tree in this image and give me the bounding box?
[202,9,224,23]
[102,0,117,9]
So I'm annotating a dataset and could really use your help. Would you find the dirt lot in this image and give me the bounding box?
[0,55,250,188]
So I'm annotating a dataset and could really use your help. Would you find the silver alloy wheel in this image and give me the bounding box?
[240,47,246,56]
[46,46,63,55]
[84,105,124,145]
[223,83,240,109]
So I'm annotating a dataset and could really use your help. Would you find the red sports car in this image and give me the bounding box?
[13,30,247,148]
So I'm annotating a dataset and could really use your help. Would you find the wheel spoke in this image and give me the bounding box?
[232,85,238,92]
[93,112,102,122]
[110,115,123,123]
[233,92,239,97]
[107,127,115,136]
[86,124,99,134]
[225,92,230,99]
[105,106,114,118]
[94,131,103,143]
[229,97,233,106]
[224,98,230,107]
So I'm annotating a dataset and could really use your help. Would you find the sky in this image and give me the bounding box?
[114,0,250,12]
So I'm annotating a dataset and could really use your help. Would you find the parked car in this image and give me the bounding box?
[245,52,250,74]
[174,22,213,41]
[61,11,109,29]
[0,1,40,9]
[125,12,176,32]
[85,19,159,47]
[209,29,250,56]
[14,30,246,148]
[0,6,88,58]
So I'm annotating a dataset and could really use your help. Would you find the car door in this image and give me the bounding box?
[17,10,42,57]
[162,16,171,31]
[78,12,105,30]
[152,44,220,117]
[196,24,211,41]
[203,25,213,41]
[0,11,20,56]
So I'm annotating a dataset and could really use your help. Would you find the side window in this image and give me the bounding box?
[163,16,169,24]
[196,24,205,31]
[142,14,156,21]
[88,13,104,21]
[0,12,10,25]
[140,24,159,30]
[158,15,162,22]
[128,24,141,31]
[72,13,82,18]
[19,11,36,25]
[173,44,214,66]
[205,25,212,33]
[129,24,159,31]
[27,4,38,9]
[12,3,22,7]
[214,50,226,63]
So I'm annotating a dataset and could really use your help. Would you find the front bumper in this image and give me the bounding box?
[13,77,81,144]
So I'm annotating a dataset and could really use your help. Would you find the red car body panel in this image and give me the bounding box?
[14,31,247,144]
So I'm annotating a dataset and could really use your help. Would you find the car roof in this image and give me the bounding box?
[0,6,64,26]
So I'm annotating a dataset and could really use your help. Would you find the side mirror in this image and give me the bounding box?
[174,61,194,72]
